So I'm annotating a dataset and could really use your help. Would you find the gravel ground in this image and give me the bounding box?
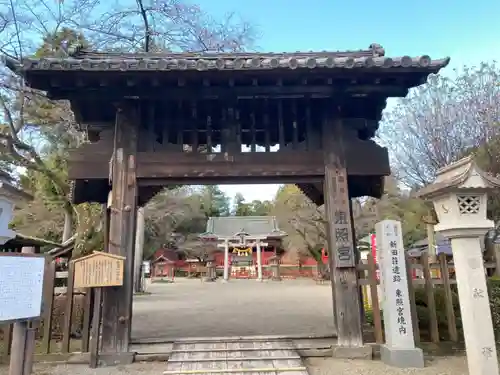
[305,356,471,375]
[0,356,473,375]
[132,278,337,340]
[0,279,474,374]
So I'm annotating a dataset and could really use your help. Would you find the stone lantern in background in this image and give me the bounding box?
[417,155,500,375]
[0,171,32,245]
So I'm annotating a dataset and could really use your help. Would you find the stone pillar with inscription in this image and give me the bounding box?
[418,156,500,375]
[376,220,424,368]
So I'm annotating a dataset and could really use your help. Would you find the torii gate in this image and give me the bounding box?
[217,230,267,282]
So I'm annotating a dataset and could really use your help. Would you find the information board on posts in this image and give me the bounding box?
[0,254,46,323]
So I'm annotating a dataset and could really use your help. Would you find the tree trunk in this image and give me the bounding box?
[62,211,73,242]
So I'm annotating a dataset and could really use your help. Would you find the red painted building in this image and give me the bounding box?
[150,216,321,279]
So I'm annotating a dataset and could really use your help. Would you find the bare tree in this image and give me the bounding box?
[144,187,207,255]
[78,0,257,52]
[177,235,218,265]
[1,0,257,242]
[273,185,379,279]
[381,63,500,187]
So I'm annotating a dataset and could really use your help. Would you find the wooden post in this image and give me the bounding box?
[89,288,103,368]
[322,117,365,351]
[9,322,27,375]
[9,247,36,375]
[101,102,138,362]
[438,253,458,342]
[349,199,365,324]
[103,204,110,253]
[134,207,145,293]
[421,252,440,343]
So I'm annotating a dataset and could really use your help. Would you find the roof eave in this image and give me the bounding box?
[16,54,451,75]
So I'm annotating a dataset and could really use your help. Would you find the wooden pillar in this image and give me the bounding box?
[134,207,145,293]
[101,102,138,361]
[349,199,366,324]
[103,204,110,253]
[322,116,364,348]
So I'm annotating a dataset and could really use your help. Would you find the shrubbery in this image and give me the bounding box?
[488,277,500,342]
[365,278,500,342]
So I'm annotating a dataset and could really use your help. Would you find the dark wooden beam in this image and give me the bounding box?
[68,146,389,180]
[49,84,408,101]
[137,176,323,185]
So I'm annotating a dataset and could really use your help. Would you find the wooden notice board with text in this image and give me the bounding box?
[72,251,125,288]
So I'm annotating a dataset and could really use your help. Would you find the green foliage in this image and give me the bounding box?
[200,186,231,217]
[366,280,500,342]
[35,28,89,58]
[413,286,462,340]
[364,309,383,326]
[233,193,271,216]
[74,203,105,258]
[488,277,500,342]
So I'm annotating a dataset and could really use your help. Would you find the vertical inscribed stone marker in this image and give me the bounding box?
[376,220,424,368]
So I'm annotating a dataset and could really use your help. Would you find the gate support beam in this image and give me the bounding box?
[322,113,371,358]
[100,102,138,365]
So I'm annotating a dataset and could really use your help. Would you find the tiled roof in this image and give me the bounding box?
[6,44,450,73]
[205,216,286,239]
[417,155,500,199]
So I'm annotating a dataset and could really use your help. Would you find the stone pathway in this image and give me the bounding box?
[163,340,308,375]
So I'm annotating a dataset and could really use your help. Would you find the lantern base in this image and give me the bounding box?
[380,345,424,369]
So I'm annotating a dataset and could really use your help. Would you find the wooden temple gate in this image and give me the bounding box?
[6,44,448,363]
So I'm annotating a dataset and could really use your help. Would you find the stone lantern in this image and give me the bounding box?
[268,254,281,281]
[417,155,499,375]
[0,171,31,245]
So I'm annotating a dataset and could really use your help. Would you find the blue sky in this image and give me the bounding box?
[207,0,500,203]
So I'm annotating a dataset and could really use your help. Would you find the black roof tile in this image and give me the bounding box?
[5,44,450,73]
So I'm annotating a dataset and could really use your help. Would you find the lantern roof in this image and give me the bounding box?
[417,156,500,199]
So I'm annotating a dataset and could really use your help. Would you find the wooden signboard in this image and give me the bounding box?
[73,251,125,288]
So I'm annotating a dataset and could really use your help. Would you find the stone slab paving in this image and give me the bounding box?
[131,279,337,341]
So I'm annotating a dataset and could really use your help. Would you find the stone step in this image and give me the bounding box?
[163,339,309,375]
[170,346,296,354]
[163,366,308,375]
[170,347,296,354]
[168,356,301,363]
[163,370,307,375]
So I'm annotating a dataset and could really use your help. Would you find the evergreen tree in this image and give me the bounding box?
[201,186,230,217]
